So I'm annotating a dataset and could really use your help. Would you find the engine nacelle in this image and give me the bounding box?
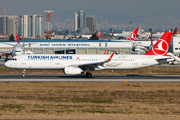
[63,66,83,75]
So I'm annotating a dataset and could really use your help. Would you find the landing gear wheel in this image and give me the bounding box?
[22,69,26,77]
[86,72,92,78]
[4,58,7,62]
[22,74,26,77]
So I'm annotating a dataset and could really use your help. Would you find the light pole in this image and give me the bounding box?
[129,21,133,41]
[98,21,101,36]
[129,21,133,53]
[68,21,71,35]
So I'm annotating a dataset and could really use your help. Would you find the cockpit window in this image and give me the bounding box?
[9,58,17,61]
[15,50,21,52]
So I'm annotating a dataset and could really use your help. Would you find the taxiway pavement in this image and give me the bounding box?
[0,74,180,82]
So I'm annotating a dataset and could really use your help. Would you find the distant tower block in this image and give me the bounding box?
[44,10,54,39]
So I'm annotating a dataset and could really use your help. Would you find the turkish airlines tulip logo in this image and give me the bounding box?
[152,39,168,55]
[131,33,136,39]
[128,33,136,40]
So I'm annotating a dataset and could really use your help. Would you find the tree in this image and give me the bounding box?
[36,34,41,39]
[9,34,14,41]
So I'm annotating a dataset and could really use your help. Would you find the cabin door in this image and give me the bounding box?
[21,55,26,65]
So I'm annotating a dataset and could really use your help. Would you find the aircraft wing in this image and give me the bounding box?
[97,48,140,54]
[72,52,115,70]
[114,34,129,37]
[133,44,149,48]
[1,43,15,46]
[155,56,173,60]
[155,56,173,64]
[33,49,57,53]
[0,51,11,54]
[32,48,76,54]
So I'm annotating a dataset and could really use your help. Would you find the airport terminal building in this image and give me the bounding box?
[0,40,131,55]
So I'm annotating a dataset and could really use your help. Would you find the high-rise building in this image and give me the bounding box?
[78,10,85,28]
[0,15,19,35]
[74,12,78,32]
[20,15,29,38]
[74,10,85,32]
[86,16,96,34]
[35,15,44,38]
[20,15,44,38]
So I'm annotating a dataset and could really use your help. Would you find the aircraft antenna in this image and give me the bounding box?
[44,10,54,40]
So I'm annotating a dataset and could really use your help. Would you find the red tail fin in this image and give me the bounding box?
[103,50,107,55]
[18,35,20,44]
[127,28,139,41]
[172,27,177,36]
[144,32,172,56]
[96,31,101,37]
[14,34,18,41]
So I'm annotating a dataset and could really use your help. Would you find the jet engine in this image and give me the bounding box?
[63,66,83,75]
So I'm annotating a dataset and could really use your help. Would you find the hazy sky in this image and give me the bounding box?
[1,0,180,17]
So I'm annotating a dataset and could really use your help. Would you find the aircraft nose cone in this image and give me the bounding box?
[4,62,8,67]
[4,61,10,68]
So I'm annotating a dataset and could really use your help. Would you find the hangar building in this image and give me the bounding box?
[0,40,131,55]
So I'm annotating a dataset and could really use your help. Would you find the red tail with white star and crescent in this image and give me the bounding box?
[127,28,139,41]
[144,32,172,56]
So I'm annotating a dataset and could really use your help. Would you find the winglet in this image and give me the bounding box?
[144,32,172,56]
[172,27,177,36]
[107,52,115,61]
[103,50,107,55]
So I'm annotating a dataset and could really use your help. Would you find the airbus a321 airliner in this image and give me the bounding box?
[5,32,172,78]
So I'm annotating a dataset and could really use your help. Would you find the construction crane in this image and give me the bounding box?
[0,7,9,17]
[44,10,54,40]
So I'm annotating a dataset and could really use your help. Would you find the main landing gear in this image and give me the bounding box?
[86,72,92,78]
[4,54,9,62]
[22,69,26,77]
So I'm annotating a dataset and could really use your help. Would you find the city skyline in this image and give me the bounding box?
[1,0,180,31]
[20,15,44,38]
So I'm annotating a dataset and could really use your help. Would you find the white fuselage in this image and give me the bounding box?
[5,54,166,70]
[132,41,157,47]
[11,44,24,57]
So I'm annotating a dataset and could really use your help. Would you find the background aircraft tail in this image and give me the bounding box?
[14,34,18,41]
[172,27,177,36]
[127,28,139,41]
[144,32,172,56]
[96,31,101,37]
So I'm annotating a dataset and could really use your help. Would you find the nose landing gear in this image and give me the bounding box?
[22,69,26,77]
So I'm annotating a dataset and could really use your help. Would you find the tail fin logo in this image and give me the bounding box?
[131,33,136,39]
[152,39,168,56]
[15,34,18,41]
